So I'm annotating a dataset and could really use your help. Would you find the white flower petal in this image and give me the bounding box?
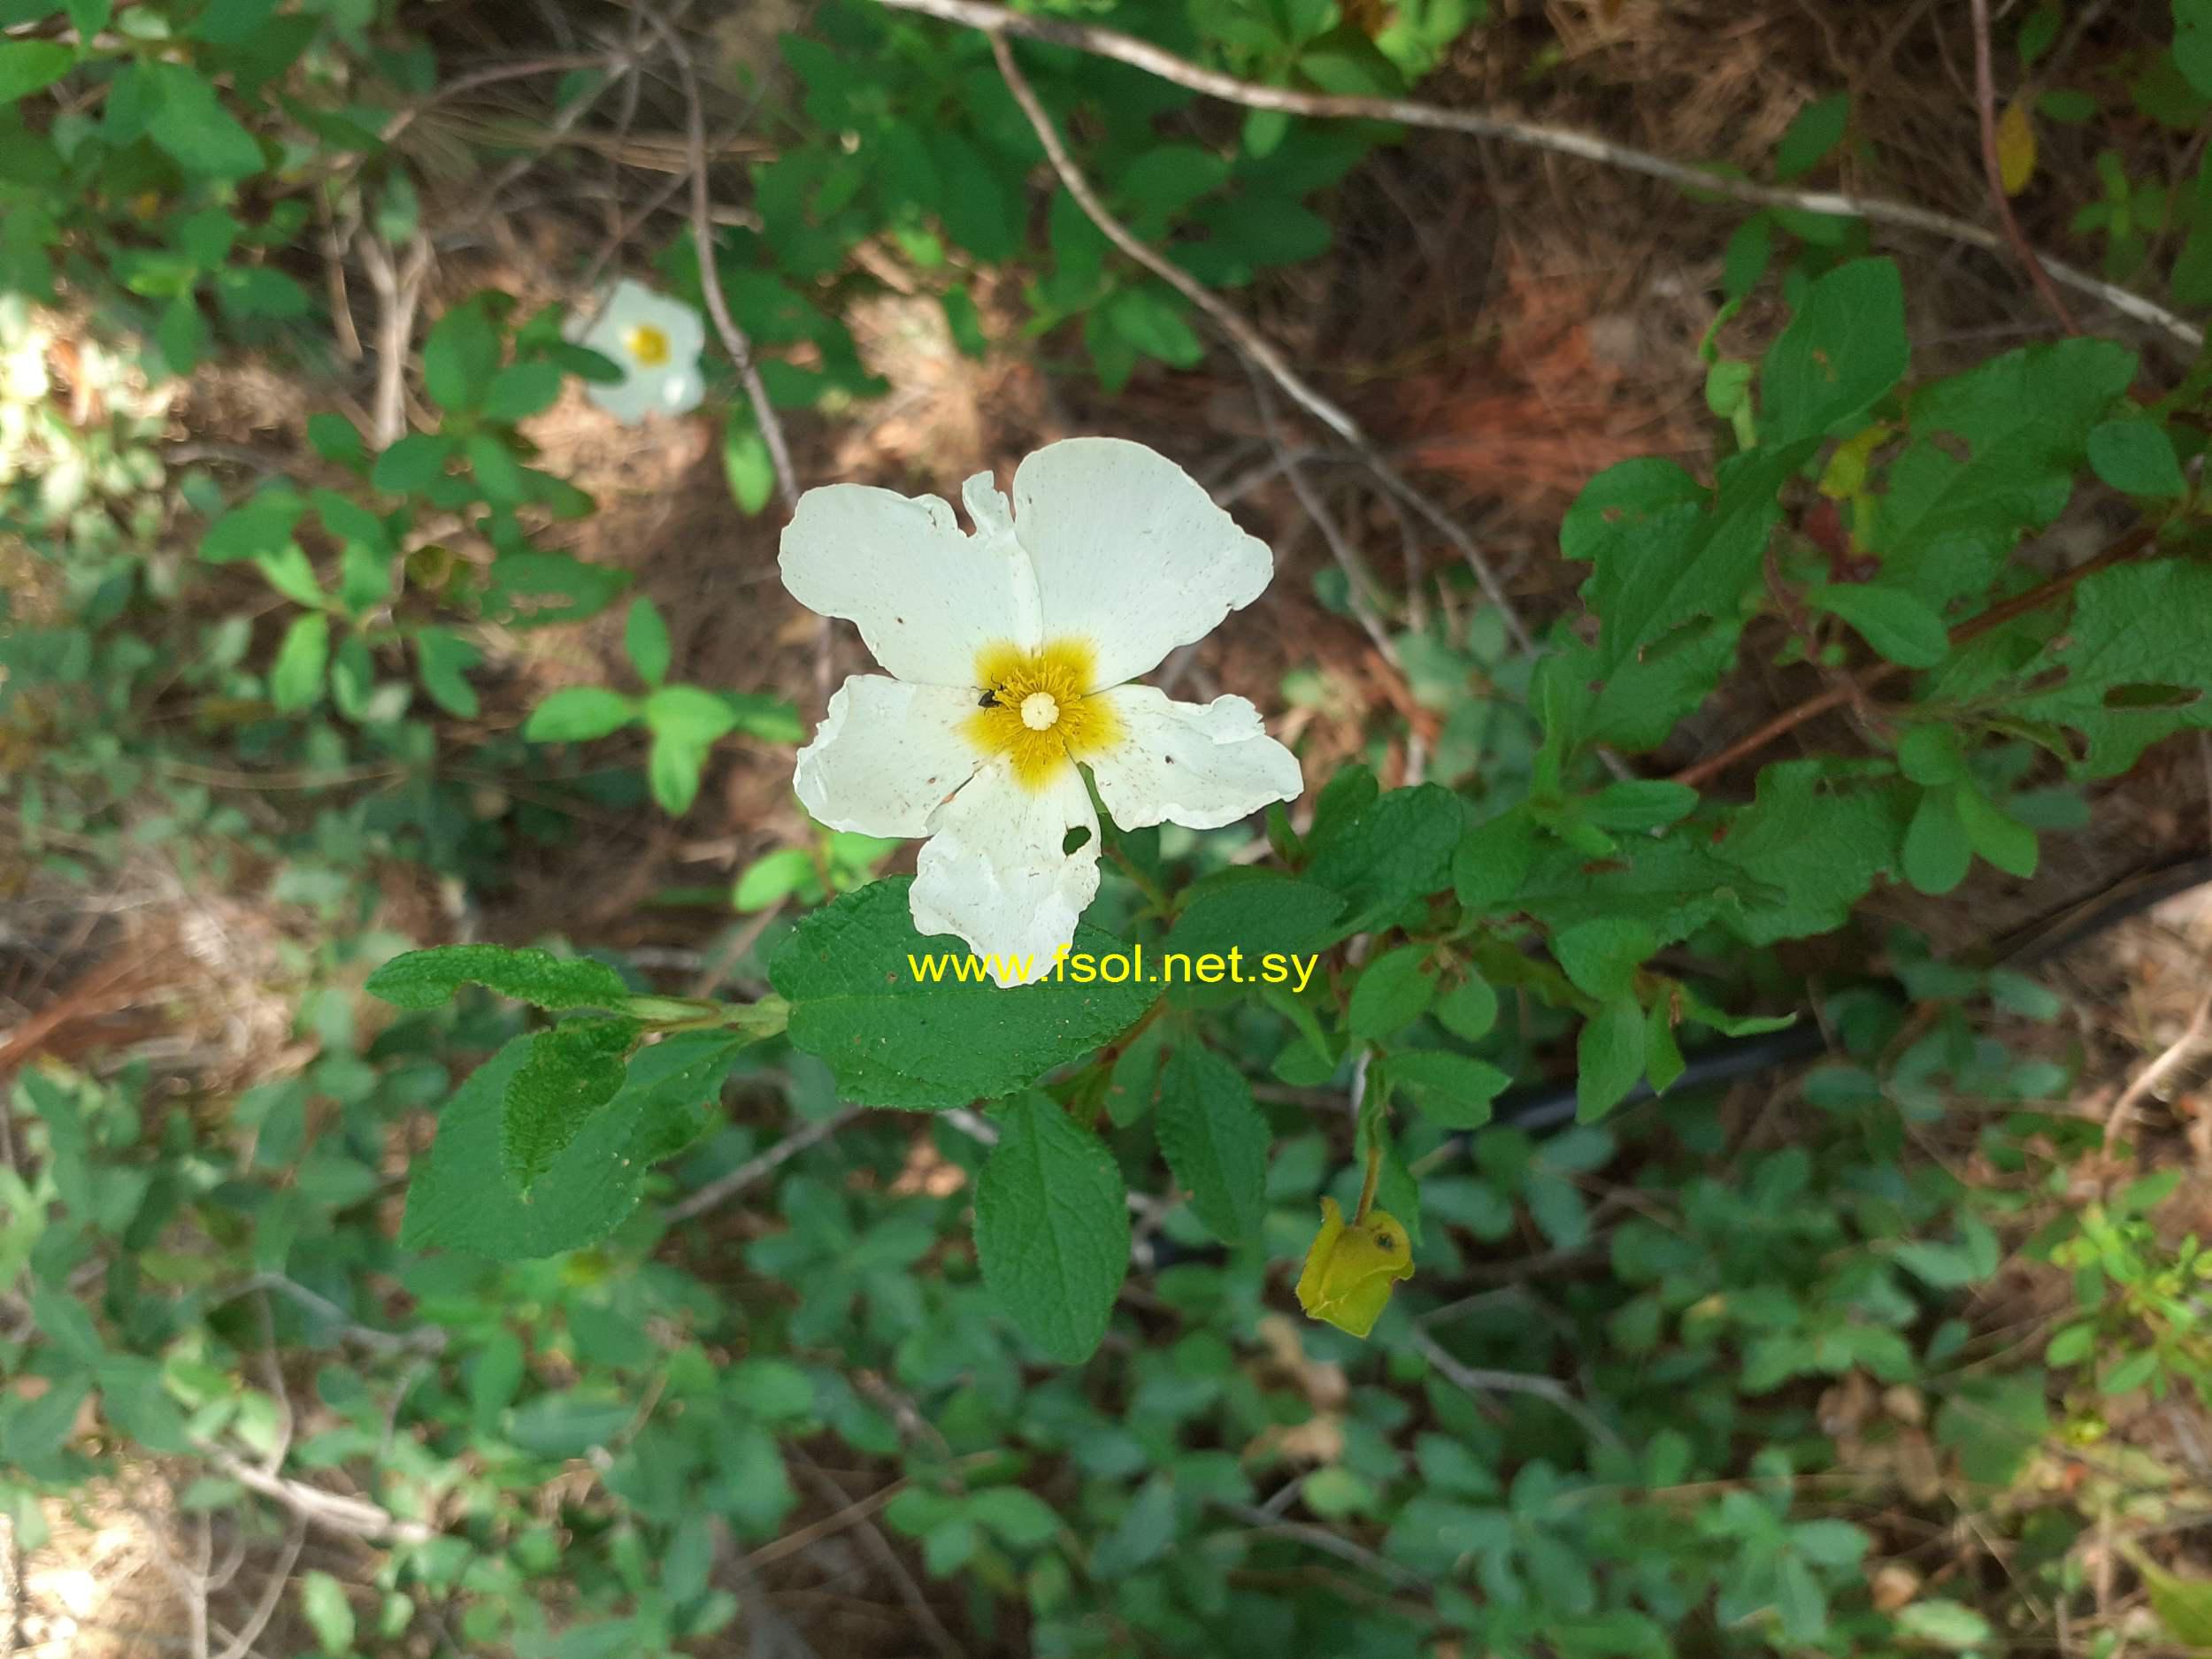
[1086,686,1302,832]
[658,362,705,415]
[585,372,661,425]
[780,479,1041,688]
[1013,437,1274,688]
[911,757,1099,987]
[794,675,984,837]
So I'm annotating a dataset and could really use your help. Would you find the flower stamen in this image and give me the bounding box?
[964,640,1121,789]
[625,323,672,366]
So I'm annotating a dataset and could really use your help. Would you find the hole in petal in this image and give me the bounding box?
[1062,826,1092,855]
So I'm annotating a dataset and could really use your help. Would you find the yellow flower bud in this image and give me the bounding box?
[1294,1196,1413,1339]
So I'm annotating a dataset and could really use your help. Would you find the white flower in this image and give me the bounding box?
[780,438,1304,987]
[565,278,706,424]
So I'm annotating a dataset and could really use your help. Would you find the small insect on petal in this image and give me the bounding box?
[1294,1196,1415,1339]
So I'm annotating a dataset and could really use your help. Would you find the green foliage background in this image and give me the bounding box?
[4,0,2212,1655]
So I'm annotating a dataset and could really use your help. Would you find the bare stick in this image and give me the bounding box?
[665,1106,860,1222]
[211,1519,306,1659]
[1407,1325,1623,1451]
[357,233,432,449]
[1670,525,2154,792]
[2103,975,2212,1155]
[883,0,2200,350]
[641,9,802,513]
[1968,0,2078,334]
[984,33,1537,657]
[202,1446,435,1547]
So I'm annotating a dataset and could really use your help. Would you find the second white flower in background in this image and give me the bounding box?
[565,277,706,424]
[779,437,1304,987]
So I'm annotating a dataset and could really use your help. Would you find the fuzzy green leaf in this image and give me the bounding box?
[1390,1049,1510,1129]
[1760,257,1908,444]
[1577,996,1646,1122]
[772,879,1155,1110]
[1156,1044,1269,1243]
[1803,582,1950,667]
[268,613,328,712]
[2086,418,2187,497]
[974,1093,1129,1363]
[2007,559,2212,774]
[1869,339,2136,606]
[366,942,631,1012]
[402,1032,747,1257]
[523,687,640,742]
[0,42,75,105]
[502,1018,638,1194]
[1348,944,1434,1041]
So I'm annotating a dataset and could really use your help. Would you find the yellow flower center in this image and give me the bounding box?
[964,639,1122,790]
[625,323,672,367]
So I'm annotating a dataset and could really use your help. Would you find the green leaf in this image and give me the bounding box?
[940,288,988,358]
[370,433,457,495]
[648,726,712,815]
[414,627,481,718]
[1955,786,2038,878]
[1156,1044,1269,1243]
[1577,996,1646,1122]
[2177,0,2212,97]
[1348,944,1434,1041]
[502,1018,639,1194]
[424,299,501,411]
[157,293,208,373]
[1390,1049,1509,1129]
[1433,974,1498,1042]
[465,431,526,505]
[723,414,776,515]
[1712,761,1906,944]
[1893,1601,1993,1651]
[2085,418,2186,496]
[2131,1548,2212,1647]
[307,413,367,471]
[269,613,328,712]
[203,488,303,563]
[0,42,74,105]
[645,684,741,745]
[967,1486,1061,1548]
[974,1093,1129,1364]
[1104,284,1205,367]
[1306,782,1463,933]
[2007,559,2212,774]
[1870,338,2136,606]
[143,63,264,180]
[481,358,565,423]
[734,848,818,913]
[1772,92,1850,180]
[1802,582,1949,668]
[772,879,1154,1110]
[1559,443,1807,750]
[299,1571,356,1656]
[1453,808,1538,912]
[1166,870,1341,995]
[1760,257,1908,444]
[365,942,631,1012]
[1903,788,1972,895]
[213,265,308,320]
[524,687,640,742]
[928,130,1019,261]
[625,597,672,687]
[404,1033,747,1258]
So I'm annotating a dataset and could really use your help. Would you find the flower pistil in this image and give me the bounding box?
[964,639,1122,789]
